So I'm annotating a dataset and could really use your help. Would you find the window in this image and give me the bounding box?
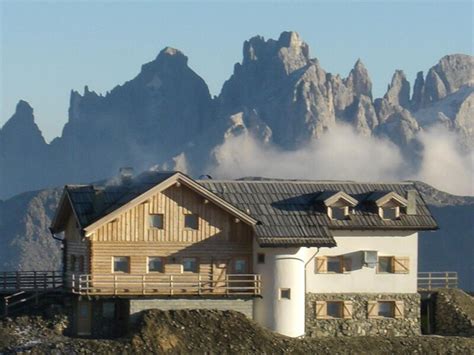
[148,257,165,273]
[234,258,248,274]
[381,206,398,220]
[368,300,404,319]
[184,214,199,230]
[330,207,347,220]
[378,256,394,273]
[102,302,115,319]
[377,256,409,274]
[113,256,130,273]
[327,257,342,273]
[279,288,291,300]
[378,301,394,318]
[315,256,351,274]
[70,255,76,272]
[327,301,343,318]
[182,257,198,272]
[316,301,353,319]
[149,214,164,229]
[257,253,265,264]
[78,256,85,273]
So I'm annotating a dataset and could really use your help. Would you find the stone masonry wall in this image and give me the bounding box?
[434,289,474,336]
[306,293,420,337]
[129,297,254,323]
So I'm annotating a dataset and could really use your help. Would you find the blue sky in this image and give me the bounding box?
[1,1,472,142]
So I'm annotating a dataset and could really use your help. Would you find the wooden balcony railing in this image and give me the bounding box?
[0,271,62,293]
[69,273,262,296]
[417,272,458,290]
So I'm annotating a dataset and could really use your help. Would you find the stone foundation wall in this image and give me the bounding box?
[129,297,254,323]
[305,293,420,337]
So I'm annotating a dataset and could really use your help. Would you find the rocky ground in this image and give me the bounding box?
[1,309,473,355]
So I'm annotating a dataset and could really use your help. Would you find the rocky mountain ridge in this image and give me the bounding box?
[1,31,473,199]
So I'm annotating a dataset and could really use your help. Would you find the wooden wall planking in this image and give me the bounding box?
[85,184,253,275]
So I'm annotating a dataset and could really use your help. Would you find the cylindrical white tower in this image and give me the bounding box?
[253,242,307,337]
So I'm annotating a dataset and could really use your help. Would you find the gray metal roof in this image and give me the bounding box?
[59,172,438,248]
[198,179,438,247]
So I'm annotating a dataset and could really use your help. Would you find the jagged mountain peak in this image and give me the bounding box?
[1,100,39,133]
[384,69,410,108]
[242,31,310,75]
[345,58,372,98]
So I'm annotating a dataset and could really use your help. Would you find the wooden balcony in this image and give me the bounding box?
[69,273,262,296]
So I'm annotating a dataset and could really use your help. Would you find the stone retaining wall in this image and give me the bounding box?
[129,297,254,322]
[434,289,474,336]
[305,293,420,337]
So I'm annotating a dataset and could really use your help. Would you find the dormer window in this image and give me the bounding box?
[328,206,349,220]
[316,191,358,221]
[367,191,408,221]
[381,206,399,220]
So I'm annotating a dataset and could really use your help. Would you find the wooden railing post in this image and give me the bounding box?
[114,275,117,296]
[198,274,201,295]
[142,275,146,295]
[225,275,229,295]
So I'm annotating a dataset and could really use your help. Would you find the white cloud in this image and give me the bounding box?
[210,123,474,196]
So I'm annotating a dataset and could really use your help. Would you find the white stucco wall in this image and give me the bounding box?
[306,231,418,294]
[253,240,307,337]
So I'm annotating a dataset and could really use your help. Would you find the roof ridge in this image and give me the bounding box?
[197,179,415,185]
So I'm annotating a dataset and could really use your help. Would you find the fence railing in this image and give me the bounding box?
[0,271,62,293]
[69,273,262,296]
[417,272,458,290]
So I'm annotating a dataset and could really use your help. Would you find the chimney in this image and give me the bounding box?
[93,187,106,214]
[407,189,418,215]
[119,167,134,185]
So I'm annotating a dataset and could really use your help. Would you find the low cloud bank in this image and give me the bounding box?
[210,124,473,196]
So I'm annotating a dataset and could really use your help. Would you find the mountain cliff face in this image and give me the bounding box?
[1,32,473,199]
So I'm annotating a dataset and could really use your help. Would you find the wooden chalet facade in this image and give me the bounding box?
[50,171,438,337]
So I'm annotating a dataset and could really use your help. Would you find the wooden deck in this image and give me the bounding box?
[69,273,262,296]
[0,271,62,293]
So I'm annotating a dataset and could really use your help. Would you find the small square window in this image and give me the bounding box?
[257,253,265,264]
[378,256,394,273]
[148,257,164,273]
[381,207,398,220]
[113,256,130,273]
[378,301,395,318]
[326,302,343,318]
[234,258,248,274]
[327,257,342,273]
[331,207,347,220]
[184,214,199,230]
[182,257,198,273]
[149,214,164,229]
[280,288,291,300]
[102,302,115,319]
